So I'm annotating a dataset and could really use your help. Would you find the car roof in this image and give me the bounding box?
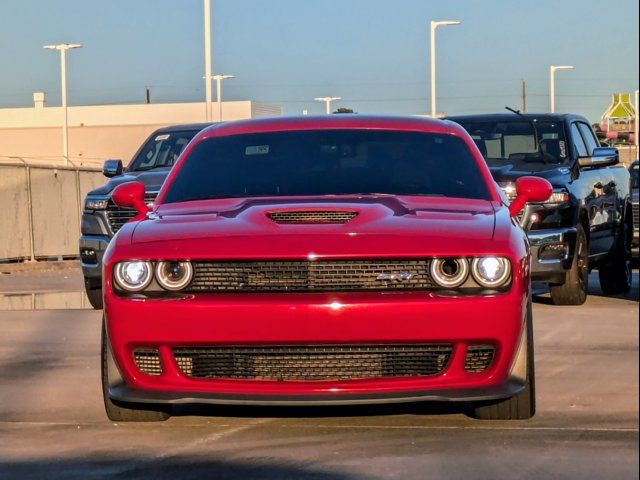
[446,113,587,123]
[154,122,215,133]
[199,115,456,137]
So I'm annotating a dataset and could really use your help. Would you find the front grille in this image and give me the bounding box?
[106,192,157,233]
[268,211,358,224]
[464,345,495,372]
[187,259,437,293]
[133,348,163,376]
[173,345,453,381]
[633,202,639,228]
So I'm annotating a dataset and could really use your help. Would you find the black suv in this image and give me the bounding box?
[449,113,633,305]
[80,123,211,308]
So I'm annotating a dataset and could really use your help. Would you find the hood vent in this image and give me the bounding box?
[267,210,358,224]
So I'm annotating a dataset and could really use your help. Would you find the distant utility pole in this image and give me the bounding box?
[43,43,82,166]
[314,97,341,114]
[145,86,151,104]
[521,80,527,112]
[203,0,213,121]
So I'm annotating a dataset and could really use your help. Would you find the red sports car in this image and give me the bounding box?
[101,115,551,422]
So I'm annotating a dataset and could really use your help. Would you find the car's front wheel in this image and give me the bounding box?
[101,318,170,422]
[549,224,588,305]
[470,300,535,420]
[85,286,103,310]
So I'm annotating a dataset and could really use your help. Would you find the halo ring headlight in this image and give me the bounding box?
[430,258,469,288]
[471,257,511,288]
[114,261,153,292]
[155,261,193,291]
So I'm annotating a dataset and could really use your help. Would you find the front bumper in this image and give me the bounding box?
[79,235,110,289]
[528,227,577,285]
[104,288,528,406]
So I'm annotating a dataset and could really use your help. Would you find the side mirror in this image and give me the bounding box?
[508,176,552,217]
[578,147,619,168]
[103,159,123,178]
[112,182,150,216]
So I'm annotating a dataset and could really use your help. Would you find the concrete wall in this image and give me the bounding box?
[0,164,103,261]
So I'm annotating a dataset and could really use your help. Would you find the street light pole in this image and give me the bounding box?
[203,0,213,121]
[549,65,574,113]
[635,89,639,160]
[314,97,341,114]
[212,74,234,121]
[430,20,460,118]
[43,43,82,166]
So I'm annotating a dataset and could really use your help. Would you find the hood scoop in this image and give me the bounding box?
[267,210,358,225]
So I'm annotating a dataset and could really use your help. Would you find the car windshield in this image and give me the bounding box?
[162,129,491,203]
[129,130,200,171]
[454,120,569,171]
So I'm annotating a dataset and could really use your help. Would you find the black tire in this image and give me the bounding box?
[85,287,103,310]
[101,319,170,422]
[598,220,632,295]
[550,224,588,306]
[470,301,536,420]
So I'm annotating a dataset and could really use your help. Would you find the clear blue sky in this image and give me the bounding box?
[1,0,638,122]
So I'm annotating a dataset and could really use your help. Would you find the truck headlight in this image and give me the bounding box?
[471,257,511,288]
[155,261,193,291]
[114,261,153,291]
[84,197,109,211]
[542,190,569,205]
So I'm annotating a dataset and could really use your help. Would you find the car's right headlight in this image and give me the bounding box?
[471,257,511,288]
[114,261,153,291]
[155,261,193,291]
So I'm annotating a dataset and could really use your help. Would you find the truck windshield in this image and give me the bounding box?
[455,120,568,171]
[162,129,491,203]
[129,130,200,171]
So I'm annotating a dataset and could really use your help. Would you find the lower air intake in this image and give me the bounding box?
[133,349,162,376]
[464,345,495,372]
[173,345,453,381]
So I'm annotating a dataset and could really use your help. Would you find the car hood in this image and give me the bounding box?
[127,196,499,258]
[88,169,171,196]
[489,164,571,189]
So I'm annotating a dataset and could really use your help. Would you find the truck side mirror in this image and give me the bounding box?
[112,182,150,216]
[578,147,619,169]
[103,159,123,178]
[508,176,552,217]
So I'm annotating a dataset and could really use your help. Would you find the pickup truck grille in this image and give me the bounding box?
[173,344,453,381]
[187,259,437,293]
[106,192,157,234]
[633,201,639,229]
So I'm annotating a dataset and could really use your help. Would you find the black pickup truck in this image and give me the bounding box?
[80,123,211,308]
[449,113,633,305]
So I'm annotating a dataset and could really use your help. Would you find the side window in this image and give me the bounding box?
[570,123,588,157]
[577,123,599,155]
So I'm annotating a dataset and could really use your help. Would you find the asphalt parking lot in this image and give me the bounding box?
[0,267,637,480]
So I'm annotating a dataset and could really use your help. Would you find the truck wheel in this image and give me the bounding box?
[598,221,632,295]
[470,300,535,420]
[85,287,103,310]
[549,224,588,305]
[101,319,170,422]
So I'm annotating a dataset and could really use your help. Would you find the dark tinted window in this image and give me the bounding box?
[577,123,599,155]
[129,130,200,171]
[570,124,588,157]
[163,130,490,203]
[455,120,568,171]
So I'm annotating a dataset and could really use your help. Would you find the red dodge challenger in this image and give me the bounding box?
[101,115,551,421]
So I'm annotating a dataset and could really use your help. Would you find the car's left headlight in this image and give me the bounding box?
[471,257,511,288]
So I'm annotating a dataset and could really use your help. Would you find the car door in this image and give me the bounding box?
[571,122,615,254]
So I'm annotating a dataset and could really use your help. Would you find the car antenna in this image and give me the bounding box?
[504,106,545,163]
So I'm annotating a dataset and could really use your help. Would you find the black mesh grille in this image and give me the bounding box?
[187,259,436,293]
[173,345,453,381]
[633,202,639,227]
[268,211,358,224]
[106,192,157,233]
[464,345,495,372]
[133,348,162,376]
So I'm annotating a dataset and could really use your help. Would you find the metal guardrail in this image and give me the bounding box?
[0,162,104,262]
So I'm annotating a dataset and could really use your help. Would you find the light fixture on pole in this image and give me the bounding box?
[429,20,460,118]
[314,97,341,114]
[212,74,234,121]
[43,43,82,166]
[549,65,574,113]
[203,0,213,121]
